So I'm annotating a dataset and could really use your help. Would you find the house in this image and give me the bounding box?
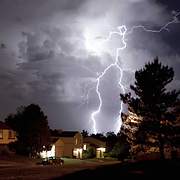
[0,121,16,146]
[83,137,106,158]
[40,131,83,159]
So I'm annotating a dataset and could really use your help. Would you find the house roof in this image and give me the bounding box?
[50,137,60,144]
[83,137,106,147]
[58,131,79,137]
[0,121,11,130]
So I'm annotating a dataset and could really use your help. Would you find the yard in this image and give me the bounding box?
[0,156,119,179]
[1,155,179,179]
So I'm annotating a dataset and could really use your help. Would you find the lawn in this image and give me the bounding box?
[0,155,119,179]
[61,158,84,165]
[2,154,178,179]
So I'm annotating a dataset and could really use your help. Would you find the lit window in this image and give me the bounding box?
[0,130,3,139]
[83,144,87,150]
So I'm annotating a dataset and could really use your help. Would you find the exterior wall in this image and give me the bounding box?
[0,129,16,145]
[74,133,83,148]
[73,132,83,158]
[55,139,64,157]
[63,145,74,157]
[54,132,83,158]
[60,137,76,157]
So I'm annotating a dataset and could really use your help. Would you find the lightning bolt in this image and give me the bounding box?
[90,11,180,134]
[91,26,127,134]
[127,11,180,35]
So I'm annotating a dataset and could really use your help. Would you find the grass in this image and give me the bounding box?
[61,158,84,165]
[0,155,120,179]
[0,154,118,167]
[61,157,115,165]
[1,153,180,179]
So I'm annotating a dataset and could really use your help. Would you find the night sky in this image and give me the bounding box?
[0,0,180,133]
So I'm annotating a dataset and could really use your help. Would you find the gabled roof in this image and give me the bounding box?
[58,131,79,137]
[50,137,60,144]
[83,137,106,147]
[0,121,11,130]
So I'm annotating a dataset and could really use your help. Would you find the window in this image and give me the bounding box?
[8,130,15,139]
[0,129,3,139]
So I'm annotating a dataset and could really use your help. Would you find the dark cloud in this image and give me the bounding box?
[0,0,179,133]
[0,43,6,49]
[157,0,180,11]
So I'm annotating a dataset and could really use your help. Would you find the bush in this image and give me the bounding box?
[82,147,96,159]
[103,152,111,158]
[110,142,130,160]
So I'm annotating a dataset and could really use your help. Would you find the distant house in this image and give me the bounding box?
[83,137,106,158]
[0,121,17,146]
[40,131,83,159]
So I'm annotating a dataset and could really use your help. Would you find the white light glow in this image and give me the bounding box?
[97,147,106,152]
[73,148,83,158]
[84,28,106,56]
[89,12,180,134]
[40,145,55,159]
[83,144,87,150]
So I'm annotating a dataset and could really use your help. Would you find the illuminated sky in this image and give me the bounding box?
[0,0,180,133]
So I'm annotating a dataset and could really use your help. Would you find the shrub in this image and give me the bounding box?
[110,142,130,160]
[83,147,96,159]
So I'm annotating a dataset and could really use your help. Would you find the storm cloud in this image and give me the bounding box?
[0,0,180,133]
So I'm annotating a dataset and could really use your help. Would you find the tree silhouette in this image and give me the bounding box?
[81,130,89,137]
[5,104,50,156]
[90,133,106,141]
[106,131,118,152]
[120,58,179,159]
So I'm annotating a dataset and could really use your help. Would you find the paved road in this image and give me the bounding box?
[0,159,119,179]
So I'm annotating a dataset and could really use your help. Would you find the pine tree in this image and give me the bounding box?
[120,58,179,159]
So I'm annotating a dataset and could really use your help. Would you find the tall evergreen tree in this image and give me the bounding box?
[120,58,179,159]
[5,104,50,156]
